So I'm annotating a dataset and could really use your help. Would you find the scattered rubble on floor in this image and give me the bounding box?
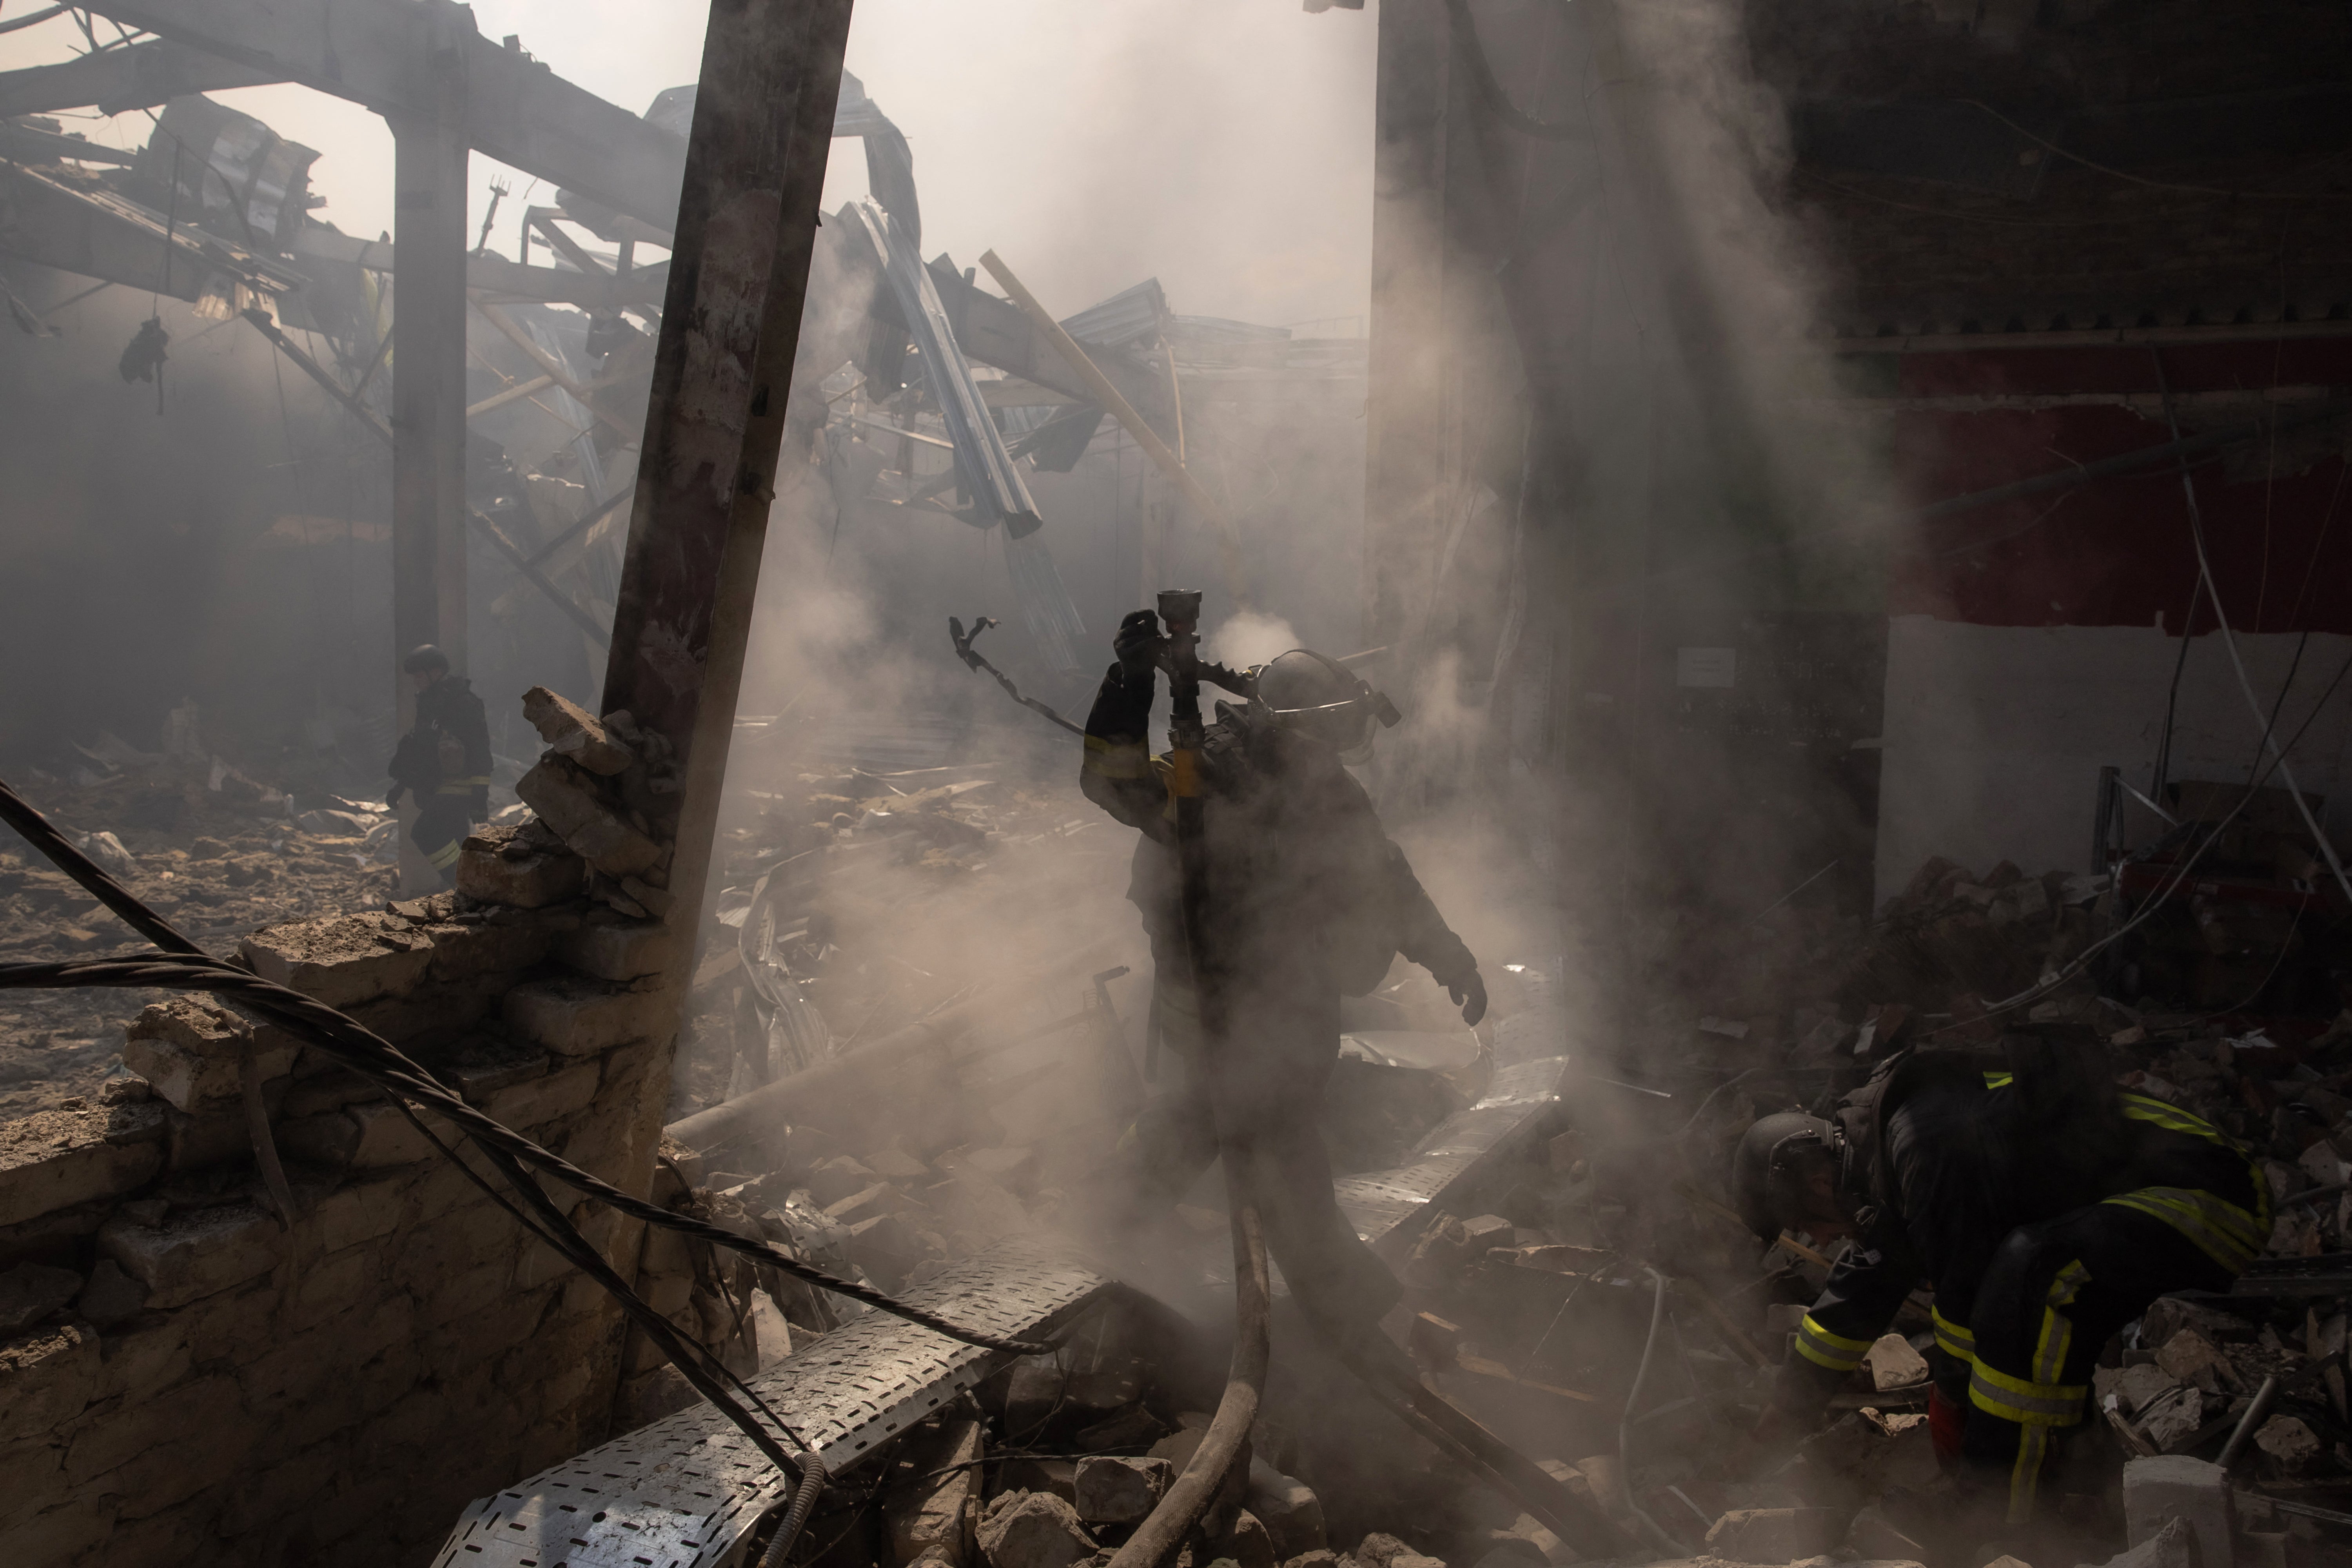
[0,750,461,1115]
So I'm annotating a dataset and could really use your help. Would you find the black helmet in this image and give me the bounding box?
[1731,1111,1842,1242]
[1254,650,1401,755]
[401,644,450,675]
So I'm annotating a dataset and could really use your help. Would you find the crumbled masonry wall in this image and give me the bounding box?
[0,891,684,1566]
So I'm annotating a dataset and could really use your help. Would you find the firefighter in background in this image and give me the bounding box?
[1735,1042,2269,1529]
[386,644,492,886]
[1078,608,1488,1345]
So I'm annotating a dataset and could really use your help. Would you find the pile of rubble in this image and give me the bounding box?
[0,753,416,1115]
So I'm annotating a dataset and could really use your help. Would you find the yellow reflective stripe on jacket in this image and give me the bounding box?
[426,838,463,869]
[2120,1092,2228,1142]
[1932,1305,1976,1362]
[2102,1187,2267,1274]
[1794,1314,1875,1372]
[1983,1071,2013,1088]
[435,775,491,794]
[1968,1356,2087,1427]
[1082,735,1151,780]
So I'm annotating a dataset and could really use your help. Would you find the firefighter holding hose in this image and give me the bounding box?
[1077,600,1487,1348]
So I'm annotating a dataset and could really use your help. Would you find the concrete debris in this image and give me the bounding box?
[1861,1333,1927,1391]
[1704,1507,1842,1562]
[2123,1456,2232,1568]
[2091,1515,2201,1568]
[1073,1455,1170,1524]
[977,1490,1097,1568]
[0,1260,83,1333]
[522,686,638,775]
[2250,1413,2320,1474]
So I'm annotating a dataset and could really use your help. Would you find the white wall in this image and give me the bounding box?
[1874,616,2352,904]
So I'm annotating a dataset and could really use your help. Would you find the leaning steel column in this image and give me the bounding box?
[597,0,853,1169]
[389,2,472,889]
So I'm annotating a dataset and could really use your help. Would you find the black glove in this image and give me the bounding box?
[1113,609,1165,682]
[1446,967,1488,1026]
[385,782,405,808]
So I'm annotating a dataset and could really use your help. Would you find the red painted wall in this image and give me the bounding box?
[1889,340,2352,634]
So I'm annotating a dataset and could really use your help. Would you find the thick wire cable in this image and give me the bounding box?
[1920,642,2352,1038]
[0,775,1057,1559]
[1617,1269,1691,1557]
[2151,350,2352,907]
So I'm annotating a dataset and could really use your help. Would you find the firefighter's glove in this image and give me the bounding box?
[385,782,405,808]
[1113,609,1166,684]
[1445,967,1488,1027]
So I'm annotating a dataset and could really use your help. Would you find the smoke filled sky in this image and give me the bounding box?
[0,0,1377,328]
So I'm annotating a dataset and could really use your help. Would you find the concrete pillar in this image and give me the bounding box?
[389,7,470,889]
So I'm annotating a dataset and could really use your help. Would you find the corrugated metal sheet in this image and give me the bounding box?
[1060,278,1168,349]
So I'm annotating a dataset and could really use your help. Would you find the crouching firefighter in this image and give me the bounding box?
[1735,1039,2269,1527]
[385,644,492,887]
[1078,603,1488,1350]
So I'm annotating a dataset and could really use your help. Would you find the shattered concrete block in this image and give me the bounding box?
[456,825,587,909]
[98,1202,281,1310]
[1460,1214,1514,1250]
[0,1098,165,1229]
[2098,1363,2186,1416]
[888,1418,984,1567]
[2143,1297,2247,1348]
[240,912,435,1009]
[1248,1458,1326,1558]
[2256,1414,2322,1474]
[1075,1455,1172,1524]
[2300,1139,2352,1189]
[1210,1508,1279,1568]
[1355,1535,1417,1568]
[1704,1506,1842,1562]
[0,1263,82,1335]
[74,1259,145,1327]
[123,995,299,1111]
[517,757,664,878]
[1864,1333,1929,1390]
[0,1321,98,1444]
[2124,1455,2232,1568]
[505,974,673,1057]
[523,686,637,775]
[977,1490,1094,1568]
[560,916,685,982]
[2093,1515,2201,1568]
[2138,1384,2209,1452]
[2156,1328,2233,1393]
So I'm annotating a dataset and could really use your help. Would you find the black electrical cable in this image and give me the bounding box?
[0,778,1051,1355]
[0,775,1059,1558]
[1922,641,2352,1038]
